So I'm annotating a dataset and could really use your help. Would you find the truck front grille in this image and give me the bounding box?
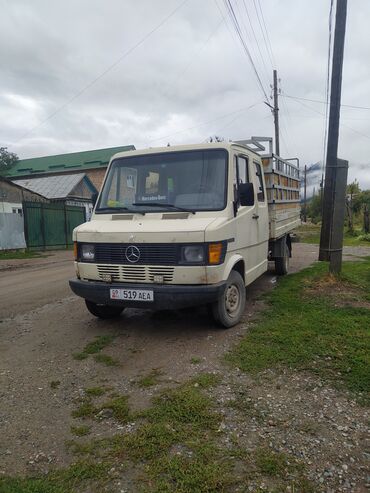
[94,243,178,265]
[97,264,174,283]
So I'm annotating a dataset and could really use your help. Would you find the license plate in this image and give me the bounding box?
[110,288,154,302]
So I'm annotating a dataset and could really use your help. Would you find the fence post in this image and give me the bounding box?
[40,203,46,250]
[64,203,69,249]
[22,201,29,248]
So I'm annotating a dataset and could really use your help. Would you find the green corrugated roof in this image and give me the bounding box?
[6,145,135,177]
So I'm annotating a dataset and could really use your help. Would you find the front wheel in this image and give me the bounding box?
[85,300,124,319]
[210,270,246,328]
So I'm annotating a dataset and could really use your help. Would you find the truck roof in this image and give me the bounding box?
[110,141,262,162]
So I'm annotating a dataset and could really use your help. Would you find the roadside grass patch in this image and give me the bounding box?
[192,372,221,389]
[137,369,162,388]
[0,250,44,260]
[85,386,107,397]
[70,425,91,437]
[0,461,111,493]
[296,223,370,247]
[73,335,117,363]
[67,375,234,491]
[93,354,119,366]
[71,400,97,419]
[99,396,130,423]
[190,357,202,364]
[227,259,370,399]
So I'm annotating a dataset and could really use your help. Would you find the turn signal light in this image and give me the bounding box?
[73,242,78,260]
[208,243,223,264]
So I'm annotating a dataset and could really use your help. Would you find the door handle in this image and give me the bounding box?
[252,214,259,219]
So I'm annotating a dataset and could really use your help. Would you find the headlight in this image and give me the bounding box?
[182,245,205,263]
[81,244,95,261]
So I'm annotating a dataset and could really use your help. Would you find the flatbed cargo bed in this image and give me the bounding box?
[236,137,301,240]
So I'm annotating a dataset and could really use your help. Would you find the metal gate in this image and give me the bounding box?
[23,202,86,249]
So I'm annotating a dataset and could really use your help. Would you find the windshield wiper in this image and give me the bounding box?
[132,202,195,214]
[96,206,145,215]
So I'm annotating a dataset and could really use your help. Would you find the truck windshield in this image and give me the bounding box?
[96,149,227,213]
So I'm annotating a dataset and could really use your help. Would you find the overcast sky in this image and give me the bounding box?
[0,0,369,189]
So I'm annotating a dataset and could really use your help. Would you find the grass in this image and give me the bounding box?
[5,372,316,492]
[50,380,60,389]
[0,461,111,493]
[137,369,162,388]
[100,396,130,423]
[190,357,202,364]
[297,223,370,247]
[71,400,97,419]
[73,335,116,362]
[70,425,91,437]
[67,374,232,491]
[254,448,315,492]
[227,258,370,400]
[93,354,119,366]
[85,386,107,397]
[0,250,44,260]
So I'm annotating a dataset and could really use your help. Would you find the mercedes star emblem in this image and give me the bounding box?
[125,245,141,263]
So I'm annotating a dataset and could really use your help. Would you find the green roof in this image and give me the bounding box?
[6,145,135,177]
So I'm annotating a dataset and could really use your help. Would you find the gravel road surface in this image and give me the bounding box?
[0,243,368,491]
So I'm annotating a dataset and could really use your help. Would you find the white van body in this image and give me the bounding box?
[70,138,300,327]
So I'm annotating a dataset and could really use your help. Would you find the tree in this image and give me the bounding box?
[345,179,360,233]
[0,147,19,176]
[306,194,322,224]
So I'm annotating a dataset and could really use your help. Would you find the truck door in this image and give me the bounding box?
[233,154,268,284]
[251,159,269,259]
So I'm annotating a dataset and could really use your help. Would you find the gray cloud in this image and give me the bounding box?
[0,0,369,188]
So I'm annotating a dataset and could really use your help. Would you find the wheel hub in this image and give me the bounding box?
[225,284,240,316]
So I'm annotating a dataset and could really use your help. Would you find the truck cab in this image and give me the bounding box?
[70,139,300,327]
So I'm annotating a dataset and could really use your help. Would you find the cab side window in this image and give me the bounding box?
[254,161,265,202]
[237,156,249,184]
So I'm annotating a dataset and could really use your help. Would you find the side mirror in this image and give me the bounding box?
[239,182,255,206]
[91,192,98,206]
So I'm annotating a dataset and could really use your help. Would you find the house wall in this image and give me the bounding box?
[84,168,106,191]
[0,179,48,204]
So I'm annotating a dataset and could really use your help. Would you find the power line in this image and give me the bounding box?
[282,93,370,111]
[240,0,270,83]
[254,0,276,67]
[252,0,275,68]
[12,0,190,144]
[223,0,269,102]
[288,95,370,142]
[214,101,262,134]
[147,102,262,145]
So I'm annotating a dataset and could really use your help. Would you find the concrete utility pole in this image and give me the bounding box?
[273,70,280,156]
[319,0,348,274]
[303,165,307,222]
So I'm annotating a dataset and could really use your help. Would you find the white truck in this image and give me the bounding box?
[69,137,300,327]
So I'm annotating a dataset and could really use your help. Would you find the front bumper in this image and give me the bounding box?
[69,279,226,310]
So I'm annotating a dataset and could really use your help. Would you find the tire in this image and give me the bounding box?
[85,300,124,319]
[210,270,246,328]
[275,243,290,275]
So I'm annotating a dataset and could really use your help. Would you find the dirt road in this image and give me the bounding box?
[0,251,74,319]
[0,243,368,491]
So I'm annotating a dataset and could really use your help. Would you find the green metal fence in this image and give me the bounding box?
[23,202,86,249]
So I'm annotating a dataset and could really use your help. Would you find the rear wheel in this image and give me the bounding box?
[274,243,290,275]
[85,300,124,319]
[210,270,246,328]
